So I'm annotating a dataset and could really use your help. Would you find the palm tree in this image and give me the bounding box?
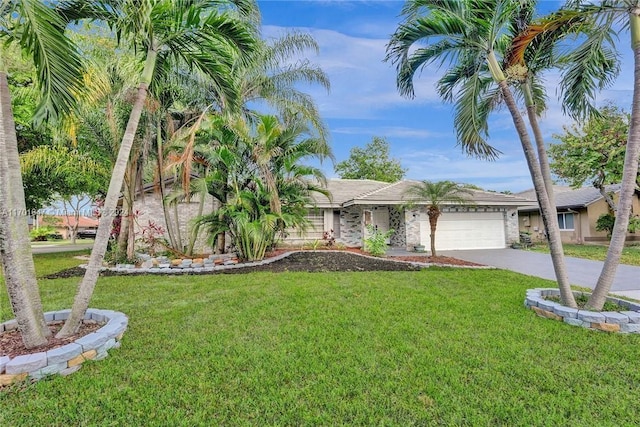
[57,0,258,337]
[386,0,579,308]
[403,181,473,257]
[234,32,330,138]
[0,0,85,348]
[508,0,640,310]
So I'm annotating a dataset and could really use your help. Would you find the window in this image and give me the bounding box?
[557,213,575,230]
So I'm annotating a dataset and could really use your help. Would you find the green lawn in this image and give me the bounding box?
[2,253,640,425]
[530,243,640,266]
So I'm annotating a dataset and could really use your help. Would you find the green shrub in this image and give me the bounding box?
[363,224,394,257]
[596,213,640,236]
[29,226,56,241]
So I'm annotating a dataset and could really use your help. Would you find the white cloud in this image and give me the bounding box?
[262,25,442,119]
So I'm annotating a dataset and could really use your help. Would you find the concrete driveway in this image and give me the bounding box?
[440,248,640,299]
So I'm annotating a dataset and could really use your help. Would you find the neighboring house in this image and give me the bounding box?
[131,178,535,253]
[516,185,640,244]
[37,215,99,239]
[294,179,535,251]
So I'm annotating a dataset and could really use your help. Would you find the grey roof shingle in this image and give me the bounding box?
[312,179,537,207]
[516,184,622,210]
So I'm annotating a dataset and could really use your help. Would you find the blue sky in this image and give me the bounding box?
[257,0,635,193]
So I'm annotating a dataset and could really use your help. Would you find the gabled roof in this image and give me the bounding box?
[516,184,622,211]
[312,179,537,208]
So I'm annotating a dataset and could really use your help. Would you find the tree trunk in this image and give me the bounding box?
[57,47,158,337]
[523,81,556,208]
[156,117,179,252]
[0,72,49,347]
[428,207,439,257]
[597,185,617,213]
[498,79,577,308]
[588,14,640,309]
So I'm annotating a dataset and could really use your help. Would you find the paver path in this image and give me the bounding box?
[441,249,640,298]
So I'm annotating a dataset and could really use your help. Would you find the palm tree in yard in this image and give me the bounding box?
[57,0,258,337]
[403,181,473,257]
[518,1,640,310]
[0,1,85,348]
[386,0,589,308]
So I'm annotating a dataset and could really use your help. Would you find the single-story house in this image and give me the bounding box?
[131,178,536,253]
[516,185,640,244]
[297,179,536,251]
[37,215,99,239]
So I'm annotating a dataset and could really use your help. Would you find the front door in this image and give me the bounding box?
[363,207,390,243]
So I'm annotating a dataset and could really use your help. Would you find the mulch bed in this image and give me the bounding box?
[43,250,484,279]
[1,321,103,359]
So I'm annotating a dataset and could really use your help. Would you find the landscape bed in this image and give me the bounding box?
[1,251,640,425]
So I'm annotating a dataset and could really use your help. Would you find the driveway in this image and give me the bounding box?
[441,248,640,299]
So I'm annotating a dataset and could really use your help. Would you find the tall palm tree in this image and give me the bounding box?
[0,0,85,348]
[57,0,258,337]
[386,0,579,308]
[234,32,330,138]
[505,2,631,309]
[403,180,473,257]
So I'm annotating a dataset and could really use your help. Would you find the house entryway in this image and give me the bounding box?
[364,207,391,243]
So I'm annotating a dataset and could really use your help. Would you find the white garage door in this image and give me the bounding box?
[420,212,506,250]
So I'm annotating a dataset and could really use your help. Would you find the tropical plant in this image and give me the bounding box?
[29,226,57,241]
[385,0,597,307]
[403,180,473,257]
[0,0,85,348]
[363,224,394,257]
[194,114,331,260]
[57,0,258,338]
[513,1,637,310]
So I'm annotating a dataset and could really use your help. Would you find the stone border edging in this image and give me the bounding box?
[525,289,640,333]
[88,250,491,274]
[0,309,128,386]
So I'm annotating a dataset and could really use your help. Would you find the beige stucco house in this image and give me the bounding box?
[516,185,640,244]
[130,178,536,253]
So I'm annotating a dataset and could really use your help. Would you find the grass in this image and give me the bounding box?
[530,243,640,266]
[2,253,640,425]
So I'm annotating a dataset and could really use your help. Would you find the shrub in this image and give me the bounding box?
[29,226,57,241]
[596,213,640,237]
[363,224,394,257]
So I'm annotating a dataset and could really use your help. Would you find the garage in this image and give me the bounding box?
[420,211,506,250]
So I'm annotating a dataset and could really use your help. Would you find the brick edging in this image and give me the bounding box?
[0,309,128,386]
[524,289,640,333]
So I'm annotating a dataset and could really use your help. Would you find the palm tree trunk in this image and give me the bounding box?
[522,81,556,208]
[156,117,179,251]
[0,72,49,347]
[588,13,640,310]
[497,78,577,308]
[428,207,439,257]
[57,47,158,338]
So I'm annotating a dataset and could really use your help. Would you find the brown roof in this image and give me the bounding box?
[42,215,98,228]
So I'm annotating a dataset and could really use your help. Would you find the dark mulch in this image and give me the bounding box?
[1,321,103,359]
[42,250,484,279]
